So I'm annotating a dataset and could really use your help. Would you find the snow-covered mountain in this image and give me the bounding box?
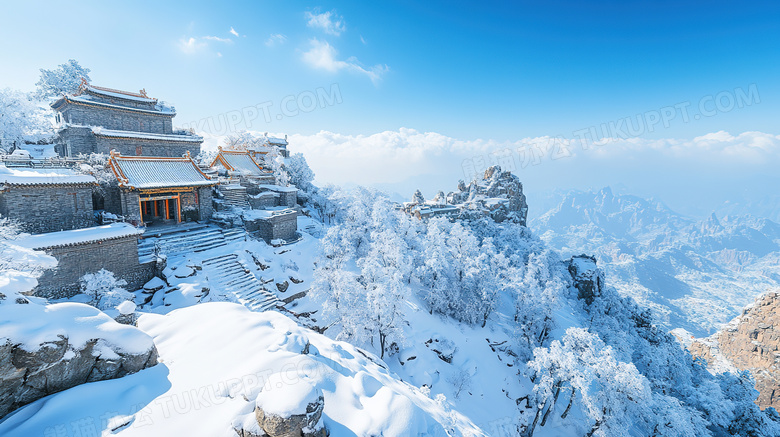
[531,187,780,336]
[3,182,779,436]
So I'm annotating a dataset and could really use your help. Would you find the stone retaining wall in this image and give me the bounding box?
[34,236,153,299]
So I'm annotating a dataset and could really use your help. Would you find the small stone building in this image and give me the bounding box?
[15,223,153,299]
[0,165,97,234]
[256,184,298,208]
[243,208,298,242]
[107,152,217,226]
[51,81,203,158]
[210,149,275,185]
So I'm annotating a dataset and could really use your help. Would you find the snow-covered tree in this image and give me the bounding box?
[0,216,57,282]
[412,189,425,204]
[527,328,653,437]
[0,88,54,154]
[286,152,315,194]
[222,130,266,151]
[312,191,414,358]
[415,218,503,326]
[35,59,91,101]
[80,269,133,310]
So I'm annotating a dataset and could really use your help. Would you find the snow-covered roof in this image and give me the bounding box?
[82,84,158,104]
[257,184,298,193]
[109,154,217,190]
[16,223,143,250]
[266,136,288,146]
[242,207,297,220]
[210,150,264,174]
[0,164,96,187]
[52,95,176,116]
[92,127,203,143]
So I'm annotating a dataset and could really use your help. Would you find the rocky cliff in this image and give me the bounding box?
[684,291,780,411]
[405,165,529,225]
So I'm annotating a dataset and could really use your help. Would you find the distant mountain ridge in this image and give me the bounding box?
[531,187,780,336]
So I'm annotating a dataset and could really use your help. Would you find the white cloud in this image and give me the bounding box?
[289,129,780,214]
[178,37,207,54]
[265,33,288,47]
[203,35,232,43]
[301,39,388,84]
[178,34,233,55]
[230,27,239,37]
[198,127,780,216]
[360,35,367,45]
[305,10,346,36]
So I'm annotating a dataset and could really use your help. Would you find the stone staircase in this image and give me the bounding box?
[202,254,280,312]
[138,224,246,263]
[219,184,250,209]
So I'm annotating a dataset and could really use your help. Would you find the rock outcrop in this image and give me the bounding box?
[0,291,159,418]
[235,383,326,437]
[566,255,603,305]
[255,393,325,437]
[404,165,528,225]
[686,291,780,411]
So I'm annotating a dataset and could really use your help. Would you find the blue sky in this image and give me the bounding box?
[3,0,779,140]
[3,1,780,216]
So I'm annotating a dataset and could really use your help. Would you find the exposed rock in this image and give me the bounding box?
[0,297,158,419]
[405,165,528,225]
[276,280,290,293]
[254,392,325,437]
[688,291,780,411]
[566,255,603,305]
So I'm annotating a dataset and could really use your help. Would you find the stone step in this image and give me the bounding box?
[201,253,281,313]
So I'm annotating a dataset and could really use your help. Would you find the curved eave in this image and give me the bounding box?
[53,96,176,117]
[93,133,203,144]
[120,181,219,191]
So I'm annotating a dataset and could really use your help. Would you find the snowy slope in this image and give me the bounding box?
[0,303,483,436]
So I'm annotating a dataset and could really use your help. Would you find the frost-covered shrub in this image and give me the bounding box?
[80,269,133,311]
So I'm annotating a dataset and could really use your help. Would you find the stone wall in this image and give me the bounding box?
[0,185,95,234]
[118,190,142,222]
[94,136,200,158]
[59,104,172,134]
[248,192,278,209]
[244,211,297,242]
[197,187,214,221]
[59,125,97,156]
[33,236,154,299]
[281,191,297,208]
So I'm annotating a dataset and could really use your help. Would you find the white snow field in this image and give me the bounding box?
[0,303,483,436]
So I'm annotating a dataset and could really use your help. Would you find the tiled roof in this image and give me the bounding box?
[109,154,217,190]
[51,96,176,116]
[0,165,96,187]
[16,223,143,250]
[92,127,203,143]
[83,84,158,103]
[211,150,265,174]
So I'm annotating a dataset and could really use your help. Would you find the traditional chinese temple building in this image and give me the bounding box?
[51,80,203,158]
[210,148,275,184]
[107,152,216,226]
